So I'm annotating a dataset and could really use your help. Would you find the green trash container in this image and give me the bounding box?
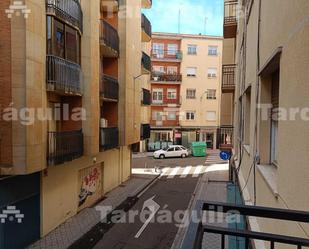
[191,142,207,157]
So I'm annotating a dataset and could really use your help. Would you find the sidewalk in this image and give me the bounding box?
[28,174,158,249]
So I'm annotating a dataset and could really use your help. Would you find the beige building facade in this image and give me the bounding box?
[230,0,309,247]
[0,0,152,247]
[149,33,222,150]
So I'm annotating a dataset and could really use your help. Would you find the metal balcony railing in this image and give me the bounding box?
[151,49,183,60]
[142,52,151,72]
[100,127,119,150]
[151,73,182,82]
[100,75,119,101]
[181,201,309,249]
[141,124,151,140]
[141,88,151,105]
[224,0,238,25]
[46,55,82,95]
[46,0,83,33]
[141,13,152,38]
[100,20,119,54]
[47,130,84,166]
[152,94,181,106]
[222,64,236,90]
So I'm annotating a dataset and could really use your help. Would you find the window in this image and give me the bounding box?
[186,89,196,99]
[206,111,217,121]
[271,70,279,164]
[175,147,181,151]
[188,44,197,55]
[152,111,163,121]
[244,89,251,145]
[186,111,195,120]
[167,66,177,74]
[152,43,164,58]
[208,68,217,78]
[167,89,177,99]
[66,26,80,64]
[153,66,165,73]
[167,147,174,152]
[167,112,177,120]
[152,89,163,103]
[187,67,197,77]
[47,17,81,64]
[207,89,216,100]
[208,46,218,56]
[167,44,178,55]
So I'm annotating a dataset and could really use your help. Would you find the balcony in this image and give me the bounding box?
[152,96,181,106]
[100,20,119,58]
[141,0,152,9]
[141,124,151,140]
[141,14,152,42]
[100,75,119,102]
[181,201,309,249]
[100,0,119,13]
[151,49,183,61]
[151,72,182,83]
[217,126,233,151]
[142,52,151,74]
[222,64,236,93]
[47,130,84,166]
[46,55,82,96]
[141,88,151,105]
[100,127,119,150]
[224,0,238,38]
[46,0,83,33]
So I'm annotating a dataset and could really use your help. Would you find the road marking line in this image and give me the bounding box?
[167,167,180,179]
[193,165,204,177]
[161,167,170,176]
[180,166,192,178]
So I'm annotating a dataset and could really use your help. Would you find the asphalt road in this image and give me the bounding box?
[94,156,207,249]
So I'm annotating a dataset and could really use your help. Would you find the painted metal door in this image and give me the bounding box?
[0,173,40,249]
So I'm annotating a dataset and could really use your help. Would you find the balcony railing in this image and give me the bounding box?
[152,96,181,106]
[100,20,119,55]
[222,64,236,91]
[100,127,119,150]
[224,0,238,25]
[46,55,82,95]
[141,13,152,39]
[46,0,83,33]
[141,88,151,105]
[100,75,119,101]
[181,201,309,249]
[151,49,183,60]
[141,124,151,140]
[151,73,182,83]
[47,130,84,166]
[142,52,151,72]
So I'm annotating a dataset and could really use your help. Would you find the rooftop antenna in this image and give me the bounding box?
[204,17,208,35]
[178,9,181,34]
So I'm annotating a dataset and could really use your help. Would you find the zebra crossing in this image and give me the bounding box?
[158,152,228,179]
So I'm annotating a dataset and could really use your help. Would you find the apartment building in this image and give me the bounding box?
[149,33,222,150]
[0,0,151,248]
[231,0,309,247]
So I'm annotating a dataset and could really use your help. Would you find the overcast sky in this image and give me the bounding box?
[143,0,223,36]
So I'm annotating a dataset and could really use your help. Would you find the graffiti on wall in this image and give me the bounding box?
[78,167,101,207]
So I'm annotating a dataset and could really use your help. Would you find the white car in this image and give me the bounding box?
[153,145,189,159]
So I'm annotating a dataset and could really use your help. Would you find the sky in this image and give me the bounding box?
[143,0,224,36]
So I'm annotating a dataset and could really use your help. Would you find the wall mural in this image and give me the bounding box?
[78,167,101,207]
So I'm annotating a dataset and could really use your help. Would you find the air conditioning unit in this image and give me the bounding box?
[100,118,108,128]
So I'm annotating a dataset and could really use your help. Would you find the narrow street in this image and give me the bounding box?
[93,152,225,249]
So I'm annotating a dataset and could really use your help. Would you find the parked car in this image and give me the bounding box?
[153,145,189,159]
